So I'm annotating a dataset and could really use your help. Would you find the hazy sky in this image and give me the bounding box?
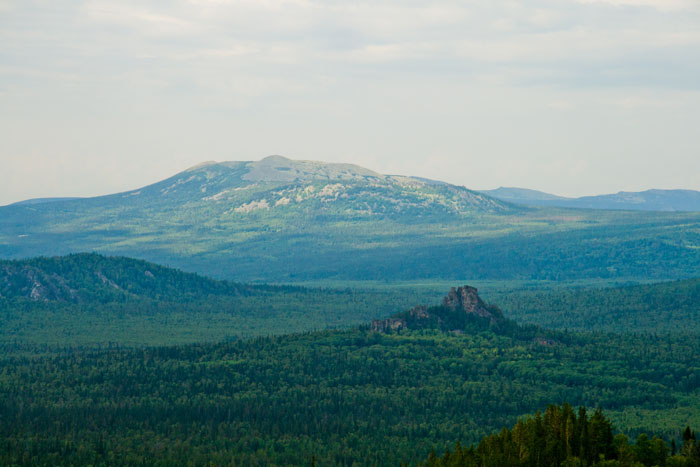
[1,0,699,205]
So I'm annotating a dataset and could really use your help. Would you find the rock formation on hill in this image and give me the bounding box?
[371,285,504,332]
[442,286,504,323]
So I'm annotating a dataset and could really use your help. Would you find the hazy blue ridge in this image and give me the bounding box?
[482,187,700,211]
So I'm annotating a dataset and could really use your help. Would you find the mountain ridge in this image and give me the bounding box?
[1,156,700,282]
[89,155,513,215]
[482,187,700,211]
[8,161,699,212]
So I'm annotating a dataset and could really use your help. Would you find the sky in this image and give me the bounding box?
[1,0,699,205]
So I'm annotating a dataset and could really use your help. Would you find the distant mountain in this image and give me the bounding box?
[481,187,568,202]
[9,197,84,206]
[116,155,511,215]
[571,189,700,211]
[482,187,700,211]
[1,156,699,282]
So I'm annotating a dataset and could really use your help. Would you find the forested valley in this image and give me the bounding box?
[1,255,699,465]
[2,254,699,347]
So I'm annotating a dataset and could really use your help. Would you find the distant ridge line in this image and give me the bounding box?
[481,187,700,212]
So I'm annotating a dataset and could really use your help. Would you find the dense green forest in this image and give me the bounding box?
[1,324,699,465]
[423,404,700,467]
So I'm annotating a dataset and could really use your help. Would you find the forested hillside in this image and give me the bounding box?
[0,253,253,302]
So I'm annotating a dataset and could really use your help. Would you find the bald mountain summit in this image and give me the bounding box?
[122,155,511,215]
[1,156,700,282]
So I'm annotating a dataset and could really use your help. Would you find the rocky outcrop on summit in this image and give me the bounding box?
[371,286,505,333]
[442,286,504,324]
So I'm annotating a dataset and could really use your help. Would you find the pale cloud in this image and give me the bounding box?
[575,0,697,11]
[84,2,199,35]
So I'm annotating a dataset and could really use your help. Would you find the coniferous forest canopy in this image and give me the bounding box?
[423,404,700,467]
[2,325,700,465]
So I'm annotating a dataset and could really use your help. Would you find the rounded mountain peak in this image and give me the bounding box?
[242,156,384,182]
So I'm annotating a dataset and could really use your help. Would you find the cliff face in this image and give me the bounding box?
[371,286,504,333]
[371,317,407,332]
[0,265,78,301]
[442,286,504,323]
[371,305,429,332]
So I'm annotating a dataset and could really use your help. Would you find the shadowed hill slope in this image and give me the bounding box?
[0,253,251,303]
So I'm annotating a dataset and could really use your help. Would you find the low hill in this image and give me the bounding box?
[483,187,700,212]
[2,156,699,282]
[0,253,250,303]
[480,187,568,202]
